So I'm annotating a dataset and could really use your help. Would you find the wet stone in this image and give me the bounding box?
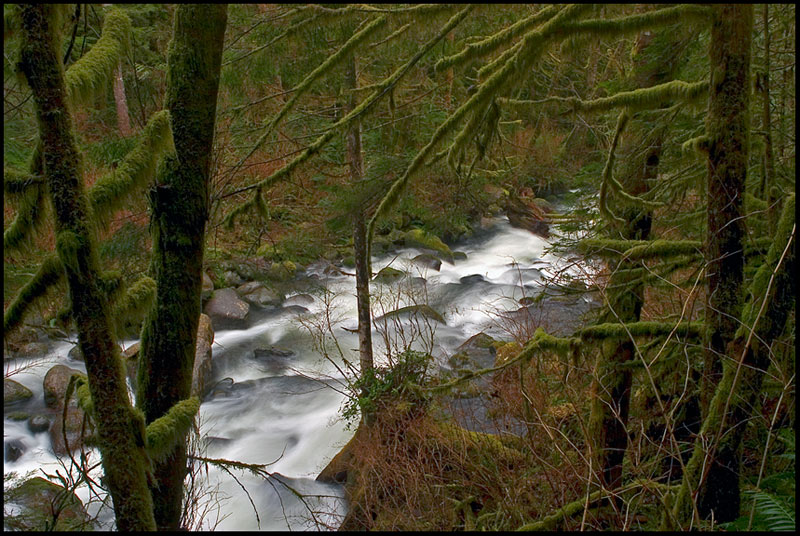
[28,414,51,433]
[5,438,26,462]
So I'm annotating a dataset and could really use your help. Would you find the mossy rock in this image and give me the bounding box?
[268,260,297,281]
[404,228,454,263]
[4,378,33,406]
[7,411,30,421]
[3,476,96,531]
[373,266,405,283]
[342,255,355,268]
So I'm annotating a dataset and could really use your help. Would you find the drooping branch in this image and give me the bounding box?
[87,110,173,229]
[64,9,131,108]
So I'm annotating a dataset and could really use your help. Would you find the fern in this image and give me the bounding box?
[747,489,795,532]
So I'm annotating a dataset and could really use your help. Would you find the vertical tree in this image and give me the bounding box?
[345,52,377,425]
[16,4,156,530]
[136,4,227,530]
[699,4,751,420]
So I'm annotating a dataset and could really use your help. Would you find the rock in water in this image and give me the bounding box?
[204,288,250,330]
[4,378,33,406]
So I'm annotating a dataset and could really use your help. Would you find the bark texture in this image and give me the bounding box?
[700,4,751,418]
[137,4,227,530]
[16,4,156,531]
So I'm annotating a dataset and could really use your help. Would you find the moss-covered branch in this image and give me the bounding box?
[145,397,201,462]
[224,6,473,228]
[110,276,156,338]
[500,79,708,113]
[232,16,387,172]
[578,321,704,341]
[4,168,44,194]
[87,110,172,228]
[64,9,130,108]
[3,255,63,336]
[368,4,591,244]
[434,5,560,73]
[579,238,702,260]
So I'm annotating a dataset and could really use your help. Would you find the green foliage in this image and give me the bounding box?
[342,349,431,428]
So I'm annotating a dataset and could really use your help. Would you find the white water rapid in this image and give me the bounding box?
[4,215,590,530]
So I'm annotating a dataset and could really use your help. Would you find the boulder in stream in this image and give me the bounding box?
[236,281,283,307]
[192,313,215,398]
[411,253,442,272]
[403,228,454,263]
[204,288,250,330]
[4,476,96,531]
[4,378,33,406]
[43,365,84,409]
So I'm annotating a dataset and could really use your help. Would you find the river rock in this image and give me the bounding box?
[3,476,95,531]
[202,271,215,301]
[4,378,33,406]
[503,192,550,238]
[375,304,445,325]
[14,341,50,359]
[5,438,27,462]
[222,270,245,288]
[43,365,84,409]
[449,332,497,370]
[253,346,295,372]
[204,288,250,330]
[68,344,84,362]
[373,266,405,283]
[411,253,442,271]
[459,274,486,285]
[403,228,454,263]
[191,314,215,398]
[28,414,51,433]
[236,281,283,307]
[284,293,314,307]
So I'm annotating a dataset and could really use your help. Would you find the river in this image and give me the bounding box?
[4,215,590,530]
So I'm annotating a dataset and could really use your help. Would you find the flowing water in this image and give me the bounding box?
[4,215,591,530]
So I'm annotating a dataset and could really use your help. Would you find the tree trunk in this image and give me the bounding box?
[759,4,777,233]
[137,5,227,530]
[345,53,376,426]
[700,4,751,420]
[113,64,132,137]
[674,196,794,525]
[588,26,678,493]
[17,5,156,531]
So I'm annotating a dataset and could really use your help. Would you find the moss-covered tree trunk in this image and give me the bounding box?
[674,196,794,525]
[758,4,777,233]
[346,53,376,426]
[17,4,156,531]
[699,5,752,419]
[588,27,677,493]
[670,4,755,526]
[137,4,227,530]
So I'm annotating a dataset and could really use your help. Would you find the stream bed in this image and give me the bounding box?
[4,215,593,530]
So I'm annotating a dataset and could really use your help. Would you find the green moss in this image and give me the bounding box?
[64,10,131,108]
[145,396,200,462]
[3,254,63,336]
[404,228,454,261]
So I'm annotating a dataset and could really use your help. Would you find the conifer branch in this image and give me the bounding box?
[223,6,474,227]
[230,16,388,176]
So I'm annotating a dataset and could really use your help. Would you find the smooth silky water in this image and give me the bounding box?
[4,216,587,530]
